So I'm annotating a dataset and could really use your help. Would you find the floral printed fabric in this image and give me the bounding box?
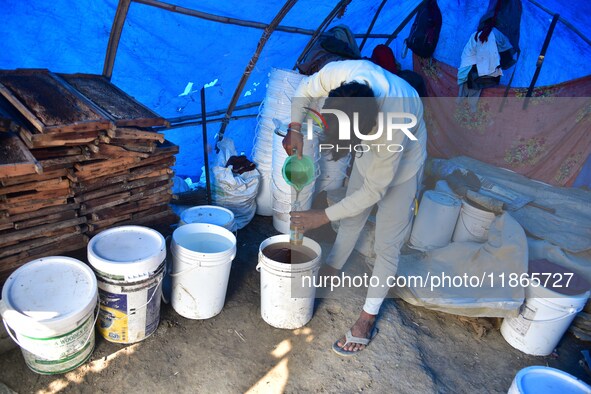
[414,55,591,186]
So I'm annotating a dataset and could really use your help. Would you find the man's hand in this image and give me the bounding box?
[290,209,330,232]
[282,123,304,159]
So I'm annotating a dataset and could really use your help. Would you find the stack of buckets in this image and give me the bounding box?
[316,151,351,193]
[252,68,307,217]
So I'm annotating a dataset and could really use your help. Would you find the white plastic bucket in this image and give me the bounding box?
[170,223,237,319]
[0,257,98,374]
[410,190,461,250]
[316,152,350,192]
[256,173,273,216]
[87,225,166,344]
[256,235,322,329]
[501,260,590,356]
[508,366,591,393]
[452,200,496,243]
[179,205,236,231]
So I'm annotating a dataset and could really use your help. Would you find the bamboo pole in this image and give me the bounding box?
[384,1,423,46]
[132,0,389,38]
[216,0,298,144]
[525,0,591,48]
[167,101,261,124]
[359,0,389,52]
[103,0,132,79]
[294,0,353,70]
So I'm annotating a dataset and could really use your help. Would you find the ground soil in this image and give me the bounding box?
[0,215,590,394]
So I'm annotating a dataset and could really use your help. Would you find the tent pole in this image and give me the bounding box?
[524,13,559,109]
[293,0,353,70]
[216,0,298,147]
[103,0,132,80]
[359,0,389,52]
[200,87,212,205]
[525,0,591,48]
[384,1,423,46]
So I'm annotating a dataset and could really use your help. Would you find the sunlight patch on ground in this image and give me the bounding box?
[36,344,140,394]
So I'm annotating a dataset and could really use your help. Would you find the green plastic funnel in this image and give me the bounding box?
[282,151,315,191]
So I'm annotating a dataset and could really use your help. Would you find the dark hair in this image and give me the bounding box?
[323,82,379,160]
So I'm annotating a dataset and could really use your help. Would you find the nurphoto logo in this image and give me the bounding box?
[302,105,418,154]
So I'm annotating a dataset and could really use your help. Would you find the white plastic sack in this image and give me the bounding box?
[201,139,260,229]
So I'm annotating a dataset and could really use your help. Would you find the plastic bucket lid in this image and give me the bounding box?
[87,225,166,280]
[0,256,97,336]
[180,205,235,230]
[512,366,591,393]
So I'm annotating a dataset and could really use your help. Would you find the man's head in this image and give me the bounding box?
[322,81,379,159]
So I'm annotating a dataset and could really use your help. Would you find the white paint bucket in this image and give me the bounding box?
[452,200,496,243]
[316,152,350,193]
[508,366,591,393]
[501,260,591,356]
[87,225,166,344]
[256,173,273,216]
[256,235,322,329]
[170,223,237,319]
[179,205,236,231]
[410,190,461,250]
[0,257,98,374]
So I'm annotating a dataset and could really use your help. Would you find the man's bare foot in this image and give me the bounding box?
[334,310,377,353]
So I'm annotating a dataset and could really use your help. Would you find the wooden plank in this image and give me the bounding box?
[92,143,150,159]
[131,204,169,219]
[0,233,88,277]
[74,156,140,174]
[80,184,171,215]
[60,74,169,128]
[0,84,45,132]
[109,138,156,153]
[74,174,172,203]
[72,164,172,192]
[1,202,79,223]
[39,154,90,170]
[1,168,67,186]
[90,191,172,220]
[31,145,85,159]
[14,210,78,230]
[107,127,165,142]
[0,177,68,195]
[0,72,110,133]
[0,187,71,206]
[3,197,68,215]
[19,127,98,147]
[0,222,13,231]
[0,217,86,247]
[154,139,180,156]
[88,214,132,233]
[0,132,42,177]
[0,229,84,259]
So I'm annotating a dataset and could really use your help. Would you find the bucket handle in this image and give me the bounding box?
[3,299,100,355]
[103,276,164,320]
[518,304,582,323]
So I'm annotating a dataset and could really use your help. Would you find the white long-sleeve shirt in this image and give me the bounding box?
[291,60,427,221]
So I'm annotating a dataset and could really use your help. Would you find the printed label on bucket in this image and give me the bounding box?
[20,314,95,375]
[98,281,161,343]
[508,304,536,336]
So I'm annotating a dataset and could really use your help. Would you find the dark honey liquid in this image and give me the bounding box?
[262,242,317,264]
